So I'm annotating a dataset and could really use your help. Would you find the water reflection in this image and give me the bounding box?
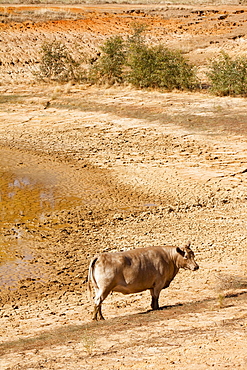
[0,168,81,288]
[40,190,55,209]
[0,171,59,225]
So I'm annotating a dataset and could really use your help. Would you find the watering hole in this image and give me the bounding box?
[0,147,111,290]
[0,148,82,289]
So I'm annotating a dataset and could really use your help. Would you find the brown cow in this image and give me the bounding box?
[88,242,199,320]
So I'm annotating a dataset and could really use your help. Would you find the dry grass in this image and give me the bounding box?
[0,9,83,24]
[82,328,96,356]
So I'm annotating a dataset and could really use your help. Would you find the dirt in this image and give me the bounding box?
[0,3,247,370]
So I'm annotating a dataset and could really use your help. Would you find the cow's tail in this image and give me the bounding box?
[88,256,98,302]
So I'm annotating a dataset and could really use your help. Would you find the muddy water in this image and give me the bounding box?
[0,170,77,287]
[0,147,113,290]
[0,151,74,289]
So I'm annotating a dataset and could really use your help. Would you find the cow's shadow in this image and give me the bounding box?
[145,302,183,314]
[160,303,183,310]
[141,289,247,317]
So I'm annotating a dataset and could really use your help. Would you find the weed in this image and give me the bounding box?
[215,272,247,292]
[82,329,96,356]
[35,41,85,83]
[217,293,225,308]
[208,51,247,96]
[64,81,73,94]
[89,25,197,91]
[127,43,197,90]
[89,35,126,85]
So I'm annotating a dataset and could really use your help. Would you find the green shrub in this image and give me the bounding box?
[36,30,196,90]
[89,35,126,85]
[126,43,196,90]
[90,26,196,90]
[37,41,84,82]
[208,51,247,96]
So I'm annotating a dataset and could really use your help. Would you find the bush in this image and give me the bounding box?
[126,43,196,90]
[208,51,247,96]
[89,35,126,85]
[37,41,84,82]
[90,26,196,91]
[36,30,197,91]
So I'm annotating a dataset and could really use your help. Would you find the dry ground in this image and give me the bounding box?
[0,3,247,370]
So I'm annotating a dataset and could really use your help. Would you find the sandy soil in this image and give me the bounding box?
[0,3,247,370]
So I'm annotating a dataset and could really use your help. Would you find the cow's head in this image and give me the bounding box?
[176,242,199,271]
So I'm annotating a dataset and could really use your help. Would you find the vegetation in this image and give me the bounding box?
[126,43,196,90]
[36,26,197,90]
[89,26,197,91]
[36,41,84,83]
[0,0,240,5]
[89,35,126,85]
[208,51,247,96]
[36,33,247,97]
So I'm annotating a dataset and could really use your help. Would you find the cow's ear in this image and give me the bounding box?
[184,241,191,249]
[176,247,185,257]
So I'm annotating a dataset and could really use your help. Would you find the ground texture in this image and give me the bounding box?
[0,3,247,370]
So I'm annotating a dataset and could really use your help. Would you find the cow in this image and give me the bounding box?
[88,242,199,320]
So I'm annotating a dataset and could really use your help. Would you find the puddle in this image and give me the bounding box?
[0,168,80,226]
[0,239,49,291]
[0,147,103,289]
[0,166,81,290]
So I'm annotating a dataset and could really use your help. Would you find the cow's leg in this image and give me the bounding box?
[92,303,105,321]
[97,304,104,320]
[150,287,161,310]
[92,288,111,321]
[151,296,159,310]
[92,301,104,321]
[92,304,98,320]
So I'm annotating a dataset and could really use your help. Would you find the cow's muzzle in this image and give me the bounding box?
[193,265,199,271]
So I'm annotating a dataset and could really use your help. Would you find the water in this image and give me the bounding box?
[0,148,85,289]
